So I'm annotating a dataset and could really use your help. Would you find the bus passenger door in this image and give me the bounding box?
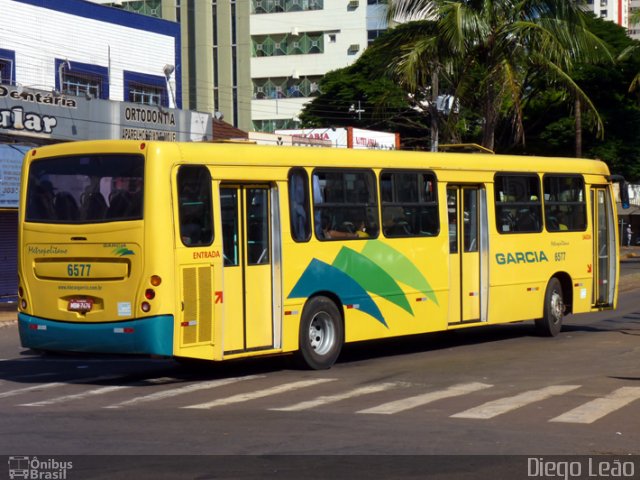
[591,187,617,307]
[221,185,276,353]
[447,186,489,323]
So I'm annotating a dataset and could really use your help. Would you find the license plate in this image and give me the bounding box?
[68,298,93,313]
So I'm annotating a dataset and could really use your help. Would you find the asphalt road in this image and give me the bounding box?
[0,259,638,478]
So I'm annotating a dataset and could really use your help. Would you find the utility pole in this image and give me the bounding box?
[349,101,365,120]
[430,72,439,152]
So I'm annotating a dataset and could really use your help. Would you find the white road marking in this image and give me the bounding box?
[358,382,493,415]
[357,382,493,415]
[0,375,121,399]
[105,375,264,409]
[270,382,402,412]
[550,387,640,424]
[183,378,336,409]
[19,385,132,407]
[451,385,581,419]
[0,382,66,399]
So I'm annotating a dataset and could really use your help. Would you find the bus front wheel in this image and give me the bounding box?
[535,277,564,337]
[297,296,344,370]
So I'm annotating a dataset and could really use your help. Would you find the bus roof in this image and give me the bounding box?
[25,140,611,177]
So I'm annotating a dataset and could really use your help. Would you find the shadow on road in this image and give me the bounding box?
[2,306,638,386]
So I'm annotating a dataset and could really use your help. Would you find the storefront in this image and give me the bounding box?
[0,144,26,298]
[0,83,212,298]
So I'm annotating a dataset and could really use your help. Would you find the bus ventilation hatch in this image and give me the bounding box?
[181,265,214,345]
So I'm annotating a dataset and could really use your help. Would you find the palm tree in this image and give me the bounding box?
[384,0,612,151]
[621,10,640,94]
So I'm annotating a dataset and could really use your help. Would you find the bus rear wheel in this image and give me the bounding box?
[297,296,343,370]
[535,277,564,337]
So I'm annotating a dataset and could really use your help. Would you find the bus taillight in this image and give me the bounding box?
[150,275,162,286]
[145,289,155,300]
[141,301,151,313]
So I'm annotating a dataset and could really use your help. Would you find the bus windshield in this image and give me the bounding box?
[25,154,144,223]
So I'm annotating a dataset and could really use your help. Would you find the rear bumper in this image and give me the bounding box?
[18,313,174,356]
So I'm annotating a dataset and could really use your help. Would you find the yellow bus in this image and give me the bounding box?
[17,140,626,369]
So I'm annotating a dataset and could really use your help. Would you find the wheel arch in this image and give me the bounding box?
[298,290,345,341]
[552,271,573,314]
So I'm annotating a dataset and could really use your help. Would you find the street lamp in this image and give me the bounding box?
[163,64,176,108]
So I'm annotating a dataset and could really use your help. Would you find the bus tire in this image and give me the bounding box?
[297,296,343,370]
[535,277,564,337]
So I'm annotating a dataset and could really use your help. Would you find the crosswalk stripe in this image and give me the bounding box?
[0,382,65,399]
[549,386,640,424]
[270,382,402,412]
[105,375,264,409]
[19,385,132,407]
[0,375,121,400]
[450,385,581,419]
[357,382,493,415]
[182,378,336,409]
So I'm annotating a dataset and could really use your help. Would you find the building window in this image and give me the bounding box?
[253,76,323,99]
[62,73,101,98]
[56,59,109,100]
[252,32,324,57]
[0,48,16,85]
[252,0,324,14]
[252,118,300,133]
[123,71,168,107]
[113,0,163,17]
[0,58,11,85]
[367,29,386,45]
[129,84,164,105]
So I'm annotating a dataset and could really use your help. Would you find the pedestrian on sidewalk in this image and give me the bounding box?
[626,224,633,247]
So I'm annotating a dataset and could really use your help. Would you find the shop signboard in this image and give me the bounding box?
[0,83,211,143]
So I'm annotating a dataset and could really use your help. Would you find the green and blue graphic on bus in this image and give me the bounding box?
[288,240,437,327]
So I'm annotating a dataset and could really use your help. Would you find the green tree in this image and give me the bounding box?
[385,0,612,151]
[522,14,640,179]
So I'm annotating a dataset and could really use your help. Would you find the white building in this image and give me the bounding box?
[0,0,211,299]
[584,0,629,26]
[250,0,388,132]
[582,0,640,40]
[629,0,640,39]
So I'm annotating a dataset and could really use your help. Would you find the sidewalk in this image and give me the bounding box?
[621,245,640,259]
[0,301,17,325]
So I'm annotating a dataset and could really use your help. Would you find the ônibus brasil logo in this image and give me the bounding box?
[8,456,73,479]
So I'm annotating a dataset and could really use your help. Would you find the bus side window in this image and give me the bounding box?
[495,173,542,234]
[288,168,311,242]
[543,175,586,232]
[312,169,379,241]
[380,170,439,238]
[177,166,213,247]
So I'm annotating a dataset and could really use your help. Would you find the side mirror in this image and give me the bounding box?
[607,175,630,209]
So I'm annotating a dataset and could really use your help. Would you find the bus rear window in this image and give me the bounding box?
[26,154,144,223]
